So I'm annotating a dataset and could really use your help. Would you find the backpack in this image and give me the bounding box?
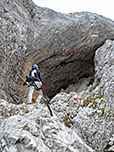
[26,69,41,82]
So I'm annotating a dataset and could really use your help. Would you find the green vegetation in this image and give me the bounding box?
[84,96,97,107]
[100,108,105,116]
[25,109,29,114]
[104,144,111,152]
[63,114,73,128]
[84,92,104,107]
[84,92,112,117]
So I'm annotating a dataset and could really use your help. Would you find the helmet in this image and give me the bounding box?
[32,64,38,69]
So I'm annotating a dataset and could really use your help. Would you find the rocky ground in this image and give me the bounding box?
[0,40,114,152]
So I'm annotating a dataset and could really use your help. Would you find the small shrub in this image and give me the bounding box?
[84,92,104,108]
[63,114,73,128]
[100,108,105,116]
[84,96,97,107]
[25,109,29,114]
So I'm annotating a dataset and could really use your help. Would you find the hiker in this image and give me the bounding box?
[23,64,44,104]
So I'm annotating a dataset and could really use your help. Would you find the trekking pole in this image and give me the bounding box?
[42,96,53,116]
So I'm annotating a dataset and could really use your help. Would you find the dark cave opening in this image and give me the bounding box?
[41,56,95,99]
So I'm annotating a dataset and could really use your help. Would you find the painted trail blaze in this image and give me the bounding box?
[74,97,78,101]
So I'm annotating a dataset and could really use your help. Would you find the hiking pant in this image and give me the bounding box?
[27,81,43,104]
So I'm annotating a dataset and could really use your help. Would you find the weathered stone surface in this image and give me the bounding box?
[50,40,114,152]
[0,40,114,152]
[0,0,114,151]
[0,0,114,102]
[0,99,94,152]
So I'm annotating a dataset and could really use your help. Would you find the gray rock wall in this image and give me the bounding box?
[0,0,114,103]
[50,40,114,152]
[0,0,114,151]
[0,40,114,152]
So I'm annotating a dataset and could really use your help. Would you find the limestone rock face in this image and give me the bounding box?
[0,100,94,152]
[0,0,114,151]
[50,40,114,152]
[0,40,114,152]
[0,0,114,102]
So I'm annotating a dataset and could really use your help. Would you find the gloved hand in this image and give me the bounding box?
[23,82,27,86]
[41,85,44,94]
